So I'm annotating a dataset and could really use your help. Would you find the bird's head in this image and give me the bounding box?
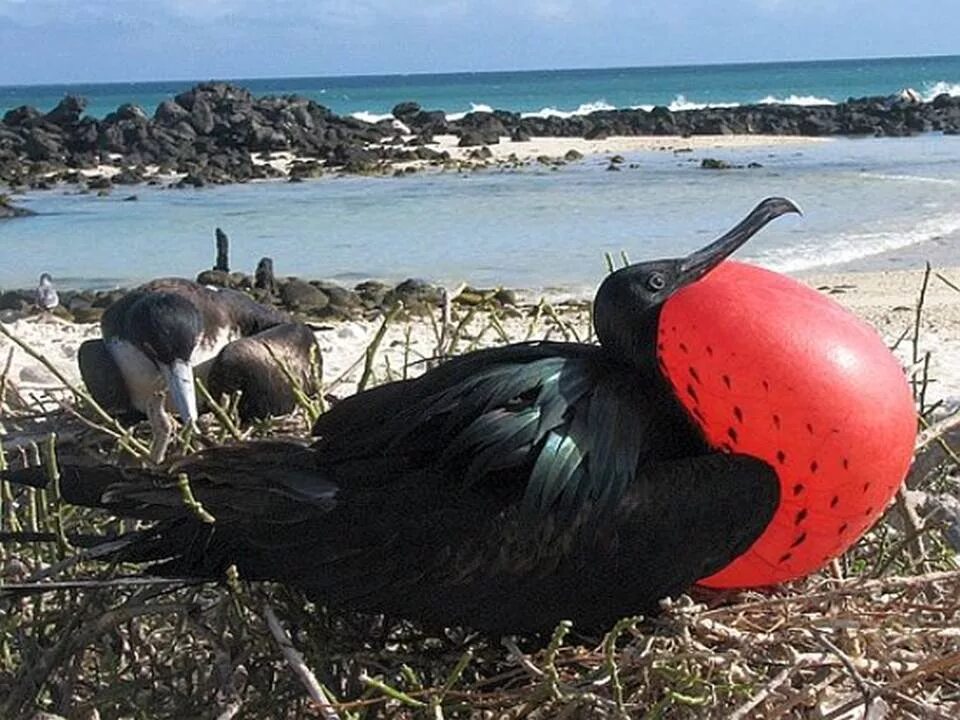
[593,197,801,369]
[38,273,53,287]
[124,294,203,423]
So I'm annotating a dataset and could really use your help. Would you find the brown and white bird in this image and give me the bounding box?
[78,278,320,424]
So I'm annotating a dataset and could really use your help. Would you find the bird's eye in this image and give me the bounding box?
[647,272,666,291]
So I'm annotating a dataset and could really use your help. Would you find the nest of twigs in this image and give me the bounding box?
[0,278,958,719]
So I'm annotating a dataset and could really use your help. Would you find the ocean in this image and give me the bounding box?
[2,55,960,121]
[1,56,959,291]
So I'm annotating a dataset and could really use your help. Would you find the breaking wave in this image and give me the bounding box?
[351,82,960,126]
[520,101,617,119]
[755,212,960,273]
[858,172,960,186]
[350,110,394,123]
[922,81,960,100]
[757,94,835,106]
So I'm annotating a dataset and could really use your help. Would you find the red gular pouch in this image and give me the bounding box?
[657,260,916,588]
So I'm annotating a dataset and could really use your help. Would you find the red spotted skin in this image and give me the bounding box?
[657,261,916,588]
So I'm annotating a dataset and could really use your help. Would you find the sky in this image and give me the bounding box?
[0,0,956,84]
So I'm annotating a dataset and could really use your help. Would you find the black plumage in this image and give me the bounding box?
[6,198,800,633]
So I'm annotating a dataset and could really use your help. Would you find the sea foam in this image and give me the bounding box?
[353,83,958,127]
[757,94,835,106]
[922,81,960,100]
[757,211,960,273]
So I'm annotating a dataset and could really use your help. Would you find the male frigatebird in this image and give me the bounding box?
[78,278,320,423]
[5,198,916,633]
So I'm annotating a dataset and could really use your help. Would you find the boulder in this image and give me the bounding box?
[190,98,216,135]
[154,99,191,126]
[280,278,330,311]
[44,95,86,126]
[700,157,733,170]
[354,280,390,308]
[385,278,443,309]
[310,281,361,310]
[112,166,145,185]
[458,130,499,147]
[23,129,64,162]
[86,175,112,189]
[3,105,42,127]
[0,197,36,219]
[0,290,31,311]
[392,101,422,121]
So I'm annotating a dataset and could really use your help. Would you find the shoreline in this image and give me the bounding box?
[1,132,825,193]
[1,80,957,190]
[1,264,958,411]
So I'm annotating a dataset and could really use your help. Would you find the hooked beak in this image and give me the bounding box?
[160,359,198,424]
[678,197,802,284]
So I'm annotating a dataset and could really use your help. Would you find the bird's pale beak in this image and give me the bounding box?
[678,197,802,284]
[160,359,198,424]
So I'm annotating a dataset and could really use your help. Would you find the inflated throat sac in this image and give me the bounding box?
[657,261,916,588]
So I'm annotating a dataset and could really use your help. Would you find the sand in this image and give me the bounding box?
[0,265,957,425]
[54,134,825,185]
[431,133,826,163]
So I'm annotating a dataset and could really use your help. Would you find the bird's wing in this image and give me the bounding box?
[313,341,701,519]
[77,338,131,413]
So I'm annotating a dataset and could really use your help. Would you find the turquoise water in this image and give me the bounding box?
[3,56,960,291]
[2,55,959,121]
[3,135,959,291]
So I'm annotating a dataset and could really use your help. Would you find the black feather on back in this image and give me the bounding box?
[11,341,780,633]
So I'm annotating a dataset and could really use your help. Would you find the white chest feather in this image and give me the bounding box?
[106,339,163,414]
[192,326,241,365]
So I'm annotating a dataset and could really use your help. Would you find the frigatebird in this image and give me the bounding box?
[4,198,917,633]
[77,278,319,423]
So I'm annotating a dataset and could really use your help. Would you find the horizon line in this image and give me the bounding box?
[1,51,958,90]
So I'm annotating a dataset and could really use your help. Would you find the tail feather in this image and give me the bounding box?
[1,440,335,584]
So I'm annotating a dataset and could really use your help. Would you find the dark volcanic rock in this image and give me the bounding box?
[23,129,65,162]
[1,81,958,189]
[154,99,191,126]
[0,290,31,310]
[311,281,361,310]
[3,105,42,127]
[0,198,36,219]
[458,130,499,147]
[385,278,443,310]
[280,278,329,311]
[354,280,390,309]
[44,95,86,126]
[86,175,113,189]
[701,158,733,170]
[392,102,421,122]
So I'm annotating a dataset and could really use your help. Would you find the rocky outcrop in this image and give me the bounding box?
[1,84,958,189]
[0,196,35,219]
[0,267,526,325]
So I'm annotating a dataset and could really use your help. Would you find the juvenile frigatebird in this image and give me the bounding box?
[77,278,320,423]
[5,198,917,633]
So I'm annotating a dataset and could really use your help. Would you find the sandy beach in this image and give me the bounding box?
[431,133,826,164]
[1,264,957,420]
